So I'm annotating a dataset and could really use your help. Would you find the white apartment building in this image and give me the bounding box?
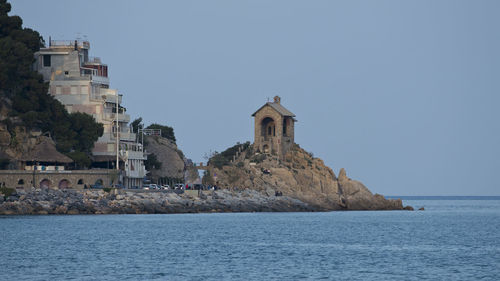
[33,39,146,188]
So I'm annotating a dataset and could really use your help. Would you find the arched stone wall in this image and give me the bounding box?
[58,179,71,189]
[0,170,114,190]
[40,179,51,189]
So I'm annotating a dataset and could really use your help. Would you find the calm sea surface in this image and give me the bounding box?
[1,197,500,280]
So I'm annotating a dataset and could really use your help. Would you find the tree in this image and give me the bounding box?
[145,153,161,170]
[69,112,104,153]
[147,123,176,143]
[66,151,91,169]
[130,117,142,134]
[0,0,45,99]
[0,0,103,165]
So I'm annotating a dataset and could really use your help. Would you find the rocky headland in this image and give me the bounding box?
[205,143,410,211]
[0,140,412,214]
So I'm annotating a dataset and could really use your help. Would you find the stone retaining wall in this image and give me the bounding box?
[0,169,115,189]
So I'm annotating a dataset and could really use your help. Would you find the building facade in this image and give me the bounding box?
[33,40,146,188]
[252,96,296,158]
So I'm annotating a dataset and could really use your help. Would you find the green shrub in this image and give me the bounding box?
[252,154,266,164]
[209,141,250,169]
[102,187,112,193]
[0,186,15,199]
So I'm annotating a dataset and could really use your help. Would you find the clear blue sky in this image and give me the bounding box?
[10,0,500,195]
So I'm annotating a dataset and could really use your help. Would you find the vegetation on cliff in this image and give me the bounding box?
[131,118,176,144]
[146,123,176,143]
[208,141,251,169]
[0,0,103,167]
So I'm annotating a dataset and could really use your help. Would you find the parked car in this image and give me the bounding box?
[161,185,170,190]
[112,184,125,189]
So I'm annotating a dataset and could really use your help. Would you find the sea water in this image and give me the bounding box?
[1,197,499,280]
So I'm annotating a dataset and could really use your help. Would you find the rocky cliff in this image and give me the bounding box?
[207,144,408,211]
[0,121,44,168]
[144,136,199,183]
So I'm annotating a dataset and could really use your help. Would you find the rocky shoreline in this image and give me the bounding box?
[0,188,410,215]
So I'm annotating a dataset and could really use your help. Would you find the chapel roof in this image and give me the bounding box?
[252,97,295,117]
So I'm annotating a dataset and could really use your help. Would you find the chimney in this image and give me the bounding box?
[273,96,281,104]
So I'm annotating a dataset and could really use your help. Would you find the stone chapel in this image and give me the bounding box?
[252,96,296,158]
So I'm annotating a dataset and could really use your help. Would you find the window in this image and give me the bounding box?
[43,55,51,67]
[77,179,84,185]
[268,126,272,135]
[18,179,24,185]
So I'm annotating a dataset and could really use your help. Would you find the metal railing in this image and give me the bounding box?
[50,40,90,48]
[87,56,102,63]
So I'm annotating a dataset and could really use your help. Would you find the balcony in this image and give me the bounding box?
[91,75,109,85]
[114,131,136,142]
[81,67,109,85]
[104,112,130,123]
[100,89,122,104]
[120,150,147,161]
[100,132,136,142]
[125,168,146,179]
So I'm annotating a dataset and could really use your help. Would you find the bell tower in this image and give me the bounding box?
[251,96,295,158]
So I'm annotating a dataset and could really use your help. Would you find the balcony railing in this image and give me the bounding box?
[98,132,136,143]
[50,40,90,49]
[104,112,130,123]
[87,56,102,64]
[113,131,136,141]
[125,169,146,179]
[101,90,121,104]
[124,150,147,160]
[91,75,109,85]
